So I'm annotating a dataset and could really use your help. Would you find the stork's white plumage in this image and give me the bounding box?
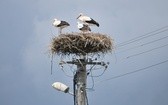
[77,22,91,33]
[77,13,99,27]
[52,18,70,34]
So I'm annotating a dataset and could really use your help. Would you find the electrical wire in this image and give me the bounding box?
[116,25,168,47]
[90,66,105,71]
[90,70,95,89]
[60,66,74,77]
[67,64,76,74]
[85,90,89,105]
[87,65,95,74]
[86,63,108,90]
[90,68,106,77]
[86,65,95,90]
[116,26,168,48]
[50,54,53,75]
[116,35,168,54]
[117,29,168,48]
[87,64,107,77]
[59,60,77,77]
[95,59,168,84]
[125,43,168,59]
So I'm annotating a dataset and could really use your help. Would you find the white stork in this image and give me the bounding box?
[52,18,70,35]
[77,13,99,27]
[77,22,91,33]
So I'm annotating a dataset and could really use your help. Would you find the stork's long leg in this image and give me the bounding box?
[58,28,62,35]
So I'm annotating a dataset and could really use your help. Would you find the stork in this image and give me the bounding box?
[77,22,91,33]
[77,13,99,27]
[52,18,70,35]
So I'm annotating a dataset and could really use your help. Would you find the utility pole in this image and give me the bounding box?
[67,56,87,105]
[76,58,87,105]
[66,56,107,105]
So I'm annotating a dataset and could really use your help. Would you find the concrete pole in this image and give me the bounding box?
[67,56,106,105]
[76,58,87,105]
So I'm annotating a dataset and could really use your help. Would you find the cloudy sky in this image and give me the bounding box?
[1,0,168,105]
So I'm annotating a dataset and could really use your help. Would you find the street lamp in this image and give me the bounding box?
[52,82,73,95]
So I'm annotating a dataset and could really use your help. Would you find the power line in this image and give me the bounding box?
[125,43,168,59]
[95,59,168,84]
[116,25,168,47]
[116,35,168,54]
[116,26,168,48]
[117,29,168,48]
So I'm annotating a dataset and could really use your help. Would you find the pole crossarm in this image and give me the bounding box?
[66,59,107,66]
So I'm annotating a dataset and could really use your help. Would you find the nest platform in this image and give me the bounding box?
[50,32,113,55]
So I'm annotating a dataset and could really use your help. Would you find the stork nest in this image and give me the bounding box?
[50,32,113,55]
